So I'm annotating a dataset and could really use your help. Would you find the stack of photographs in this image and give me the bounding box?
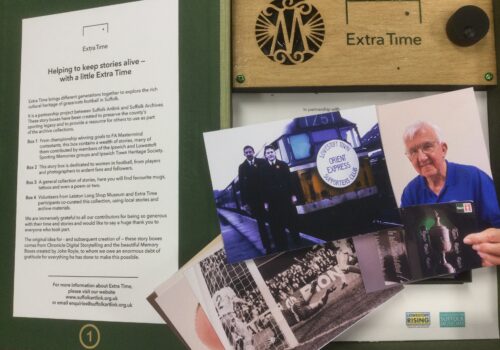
[150,237,402,350]
[203,88,498,274]
[149,89,500,348]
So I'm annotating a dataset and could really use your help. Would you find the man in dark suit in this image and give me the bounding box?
[261,145,300,251]
[238,145,271,253]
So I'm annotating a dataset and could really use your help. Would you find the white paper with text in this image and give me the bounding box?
[14,0,178,323]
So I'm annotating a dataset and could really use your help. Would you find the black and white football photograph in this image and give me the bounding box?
[198,248,288,350]
[254,239,402,350]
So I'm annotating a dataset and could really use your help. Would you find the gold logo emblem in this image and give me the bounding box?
[256,0,325,65]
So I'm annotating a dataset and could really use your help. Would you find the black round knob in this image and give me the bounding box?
[446,5,490,47]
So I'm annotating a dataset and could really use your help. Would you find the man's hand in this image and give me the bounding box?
[291,195,297,204]
[264,202,269,211]
[463,228,500,266]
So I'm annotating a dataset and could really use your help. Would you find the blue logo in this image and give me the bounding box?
[440,312,465,327]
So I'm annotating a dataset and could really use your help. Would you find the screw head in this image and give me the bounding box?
[235,74,246,84]
[484,72,494,81]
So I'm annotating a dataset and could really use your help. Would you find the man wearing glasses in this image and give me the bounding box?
[401,121,500,266]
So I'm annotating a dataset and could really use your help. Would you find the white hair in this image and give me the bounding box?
[403,121,445,143]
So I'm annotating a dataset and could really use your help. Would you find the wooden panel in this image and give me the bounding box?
[232,0,497,88]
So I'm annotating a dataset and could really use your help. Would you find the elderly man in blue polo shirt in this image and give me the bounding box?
[401,121,500,266]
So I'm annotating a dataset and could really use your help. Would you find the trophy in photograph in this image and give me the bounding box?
[428,211,455,274]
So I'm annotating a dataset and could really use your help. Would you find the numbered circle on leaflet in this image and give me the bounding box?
[79,324,101,349]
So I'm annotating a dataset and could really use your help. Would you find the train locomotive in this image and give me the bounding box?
[216,111,398,241]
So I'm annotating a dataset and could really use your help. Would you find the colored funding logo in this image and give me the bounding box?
[406,312,431,328]
[440,312,466,328]
[316,140,359,188]
[255,0,325,65]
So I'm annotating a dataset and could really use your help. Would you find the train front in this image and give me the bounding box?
[270,111,378,217]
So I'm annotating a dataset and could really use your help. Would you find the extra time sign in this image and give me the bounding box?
[232,0,496,88]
